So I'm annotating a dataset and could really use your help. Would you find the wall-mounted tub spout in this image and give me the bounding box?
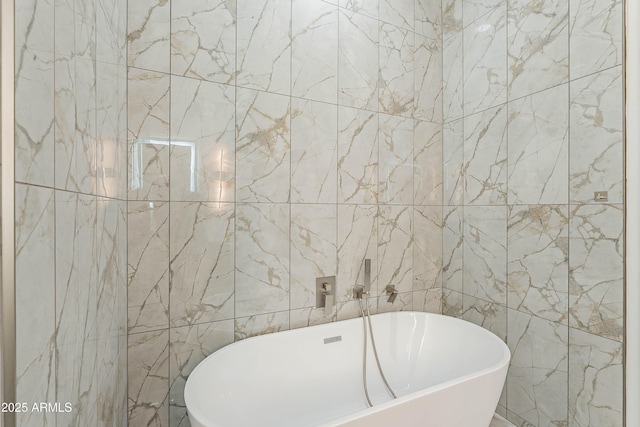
[386,285,398,303]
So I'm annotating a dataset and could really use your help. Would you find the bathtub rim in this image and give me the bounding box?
[184,311,511,427]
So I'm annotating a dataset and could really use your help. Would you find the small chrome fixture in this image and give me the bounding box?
[353,259,372,299]
[385,285,398,303]
[316,276,336,315]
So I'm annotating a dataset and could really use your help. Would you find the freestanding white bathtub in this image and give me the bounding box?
[185,311,510,427]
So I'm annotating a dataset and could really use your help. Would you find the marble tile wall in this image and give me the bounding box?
[126,0,444,425]
[442,0,624,426]
[14,0,128,425]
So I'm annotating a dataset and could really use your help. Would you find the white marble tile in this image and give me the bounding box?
[16,0,54,54]
[127,68,170,201]
[234,311,290,340]
[570,67,623,204]
[463,5,507,115]
[74,0,97,61]
[443,206,463,293]
[170,203,235,327]
[442,289,463,317]
[236,0,291,95]
[15,49,54,187]
[443,119,464,205]
[490,413,516,427]
[569,0,622,80]
[508,205,569,323]
[56,191,97,346]
[380,0,414,30]
[128,330,169,427]
[378,205,413,294]
[339,0,378,20]
[291,99,338,204]
[56,339,97,426]
[464,105,508,205]
[464,0,503,27]
[15,184,56,427]
[508,85,569,205]
[379,114,414,204]
[290,205,337,309]
[413,206,442,291]
[292,0,338,103]
[377,291,413,313]
[337,107,378,204]
[339,10,379,110]
[171,0,236,85]
[461,295,507,341]
[415,0,441,40]
[443,31,464,122]
[236,89,291,203]
[379,22,414,117]
[128,202,169,334]
[414,35,443,123]
[412,288,442,313]
[169,321,234,427]
[127,0,170,73]
[442,0,463,41]
[235,204,290,317]
[508,0,569,99]
[170,76,235,202]
[464,206,507,305]
[507,310,568,427]
[97,0,127,66]
[337,205,378,302]
[290,307,336,329]
[569,204,623,341]
[569,329,623,427]
[414,120,442,205]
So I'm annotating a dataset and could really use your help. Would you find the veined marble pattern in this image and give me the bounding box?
[570,67,623,204]
[443,119,464,205]
[337,107,378,204]
[414,34,442,123]
[97,0,127,66]
[73,0,97,61]
[128,202,169,334]
[507,84,569,205]
[413,288,443,313]
[127,68,170,201]
[128,330,169,427]
[170,202,234,327]
[508,205,569,323]
[234,311,290,340]
[379,22,414,117]
[291,99,338,204]
[171,0,235,85]
[414,120,442,205]
[464,105,507,205]
[236,0,291,95]
[337,205,378,302]
[236,89,291,203]
[290,205,337,309]
[569,0,622,80]
[339,0,378,20]
[507,0,569,100]
[379,0,413,30]
[292,0,338,104]
[127,0,170,72]
[442,0,462,40]
[442,289,463,317]
[235,204,290,317]
[170,76,235,202]
[290,307,336,329]
[379,114,414,204]
[15,184,56,427]
[464,0,503,27]
[443,32,463,122]
[461,295,507,342]
[16,0,54,54]
[415,0,441,40]
[339,10,379,111]
[507,310,569,427]
[443,206,463,293]
[463,5,507,116]
[569,329,623,427]
[569,204,623,341]
[464,206,507,305]
[15,48,54,186]
[413,206,442,291]
[378,205,413,294]
[377,291,413,313]
[169,321,234,427]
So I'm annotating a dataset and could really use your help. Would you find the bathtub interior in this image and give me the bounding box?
[185,312,509,427]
